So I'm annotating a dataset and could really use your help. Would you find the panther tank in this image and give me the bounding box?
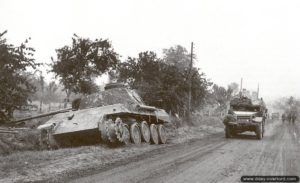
[37,83,170,148]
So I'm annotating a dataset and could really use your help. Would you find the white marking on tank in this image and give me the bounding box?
[294,132,297,139]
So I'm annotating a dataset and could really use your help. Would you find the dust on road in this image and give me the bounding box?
[69,120,300,183]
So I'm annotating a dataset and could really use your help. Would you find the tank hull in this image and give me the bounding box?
[39,103,170,147]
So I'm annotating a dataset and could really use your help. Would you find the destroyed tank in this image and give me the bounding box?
[37,83,170,148]
[223,96,268,140]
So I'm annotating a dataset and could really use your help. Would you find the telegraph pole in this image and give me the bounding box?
[240,78,243,92]
[187,42,193,123]
[240,78,243,97]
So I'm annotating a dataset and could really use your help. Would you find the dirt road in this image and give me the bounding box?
[68,120,300,183]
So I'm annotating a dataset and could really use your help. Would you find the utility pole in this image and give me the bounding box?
[240,78,243,92]
[240,78,243,97]
[187,42,193,123]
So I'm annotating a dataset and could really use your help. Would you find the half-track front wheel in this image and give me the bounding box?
[140,121,150,143]
[130,123,142,144]
[157,124,167,144]
[150,124,159,144]
[225,126,232,138]
[262,121,265,138]
[256,123,263,140]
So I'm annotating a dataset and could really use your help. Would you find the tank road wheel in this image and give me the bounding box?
[150,124,159,144]
[140,121,151,143]
[107,122,118,143]
[115,118,125,142]
[157,124,167,144]
[109,118,129,143]
[130,123,142,144]
[122,124,131,145]
[256,123,263,140]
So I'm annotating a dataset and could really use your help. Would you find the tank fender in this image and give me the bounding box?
[223,114,236,125]
[37,123,55,130]
[137,105,156,111]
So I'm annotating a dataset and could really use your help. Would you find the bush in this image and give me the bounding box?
[0,129,40,155]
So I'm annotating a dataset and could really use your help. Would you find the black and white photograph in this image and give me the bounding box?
[0,0,300,182]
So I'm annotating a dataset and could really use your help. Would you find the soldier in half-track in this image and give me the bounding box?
[223,96,267,140]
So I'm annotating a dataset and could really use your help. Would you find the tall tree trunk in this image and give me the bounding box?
[39,99,43,113]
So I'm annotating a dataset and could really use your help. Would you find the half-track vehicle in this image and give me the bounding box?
[37,83,170,148]
[223,96,267,140]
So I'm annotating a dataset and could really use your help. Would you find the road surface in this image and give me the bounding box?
[69,120,300,183]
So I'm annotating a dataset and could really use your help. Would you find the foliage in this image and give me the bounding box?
[51,34,119,98]
[118,49,210,116]
[212,84,233,106]
[228,82,239,96]
[163,45,191,68]
[0,30,40,122]
[273,96,300,115]
[46,81,59,103]
[0,129,40,155]
[206,84,235,113]
[28,75,58,103]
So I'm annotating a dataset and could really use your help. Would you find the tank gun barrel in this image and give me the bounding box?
[13,108,72,123]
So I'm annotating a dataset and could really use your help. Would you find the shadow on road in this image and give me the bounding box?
[226,133,259,140]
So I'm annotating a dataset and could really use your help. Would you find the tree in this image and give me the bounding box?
[37,72,45,112]
[274,96,300,115]
[163,46,210,116]
[228,82,239,96]
[0,30,40,122]
[45,81,58,111]
[211,84,232,105]
[117,50,210,119]
[163,45,190,68]
[206,84,234,115]
[51,34,119,103]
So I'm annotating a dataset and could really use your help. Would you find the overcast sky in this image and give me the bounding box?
[1,0,300,101]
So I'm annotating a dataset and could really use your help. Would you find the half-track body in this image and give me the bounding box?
[223,96,267,139]
[37,83,170,148]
